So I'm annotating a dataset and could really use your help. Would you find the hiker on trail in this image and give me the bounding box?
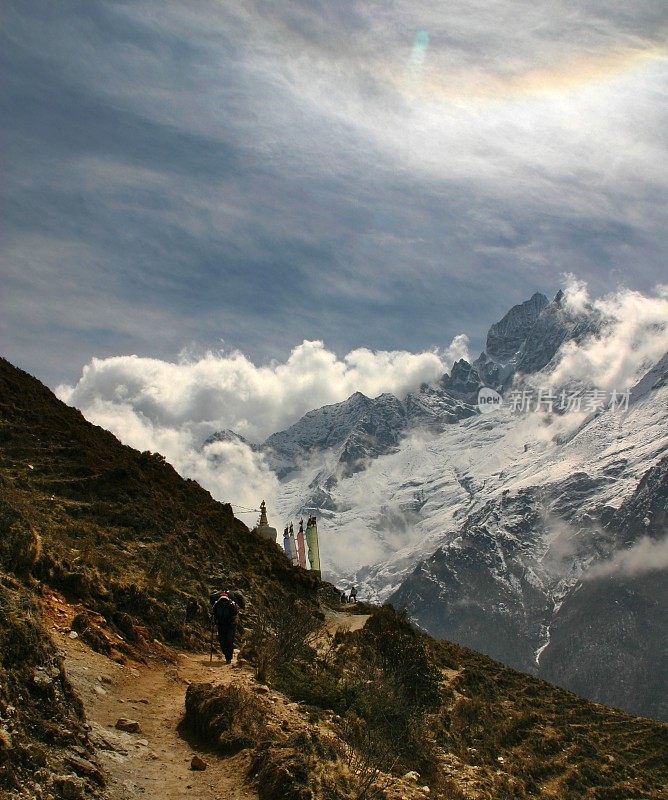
[340,589,348,604]
[349,585,358,603]
[210,590,240,664]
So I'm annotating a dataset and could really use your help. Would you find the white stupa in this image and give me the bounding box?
[255,500,277,543]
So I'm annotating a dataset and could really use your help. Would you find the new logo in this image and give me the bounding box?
[477,387,503,413]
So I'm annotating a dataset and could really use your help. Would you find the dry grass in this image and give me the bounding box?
[183,681,269,754]
[0,357,328,650]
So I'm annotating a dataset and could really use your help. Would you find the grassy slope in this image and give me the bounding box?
[0,357,322,641]
[0,357,666,799]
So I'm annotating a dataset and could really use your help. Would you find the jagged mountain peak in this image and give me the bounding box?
[485,291,549,362]
[203,428,254,449]
[515,290,601,375]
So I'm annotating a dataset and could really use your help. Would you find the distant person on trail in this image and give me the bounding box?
[349,585,358,603]
[210,590,241,664]
[340,590,348,604]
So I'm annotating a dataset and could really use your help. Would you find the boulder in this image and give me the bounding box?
[115,718,141,733]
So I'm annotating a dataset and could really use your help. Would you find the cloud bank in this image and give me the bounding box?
[549,278,668,390]
[58,339,464,442]
[57,338,466,510]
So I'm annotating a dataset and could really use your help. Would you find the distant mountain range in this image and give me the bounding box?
[205,291,668,720]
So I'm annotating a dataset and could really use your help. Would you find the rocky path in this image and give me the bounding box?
[60,634,257,800]
[48,597,371,800]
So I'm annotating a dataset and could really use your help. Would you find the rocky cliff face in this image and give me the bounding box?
[515,290,601,375]
[485,291,548,362]
[538,456,668,720]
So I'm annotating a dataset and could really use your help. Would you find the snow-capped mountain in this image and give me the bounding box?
[204,291,668,718]
[262,387,476,484]
[389,371,667,710]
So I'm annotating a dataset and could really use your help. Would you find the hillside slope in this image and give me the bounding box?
[0,356,321,796]
[0,356,320,629]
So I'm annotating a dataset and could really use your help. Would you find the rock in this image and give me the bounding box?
[64,754,105,784]
[52,776,86,800]
[68,631,79,639]
[403,770,420,783]
[115,718,141,733]
[136,739,149,747]
[93,686,107,696]
[191,755,208,771]
[32,671,54,692]
[253,684,270,694]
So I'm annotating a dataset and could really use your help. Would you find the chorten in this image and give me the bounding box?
[255,500,278,543]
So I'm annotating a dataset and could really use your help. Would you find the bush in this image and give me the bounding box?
[243,601,320,684]
[182,682,267,754]
[0,501,41,577]
[362,605,442,711]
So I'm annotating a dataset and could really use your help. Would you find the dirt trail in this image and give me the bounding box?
[47,597,371,800]
[322,609,371,637]
[60,636,257,800]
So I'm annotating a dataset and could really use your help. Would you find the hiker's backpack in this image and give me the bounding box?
[211,592,238,625]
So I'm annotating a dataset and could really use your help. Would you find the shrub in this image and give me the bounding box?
[183,681,267,754]
[0,501,42,577]
[243,601,320,684]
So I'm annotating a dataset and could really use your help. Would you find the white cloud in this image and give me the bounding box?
[444,333,471,364]
[58,339,456,442]
[588,535,668,579]
[548,279,668,390]
[57,338,462,511]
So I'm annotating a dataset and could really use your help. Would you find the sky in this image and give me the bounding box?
[1,0,667,391]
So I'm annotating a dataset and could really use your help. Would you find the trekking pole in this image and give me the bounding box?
[209,618,215,663]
